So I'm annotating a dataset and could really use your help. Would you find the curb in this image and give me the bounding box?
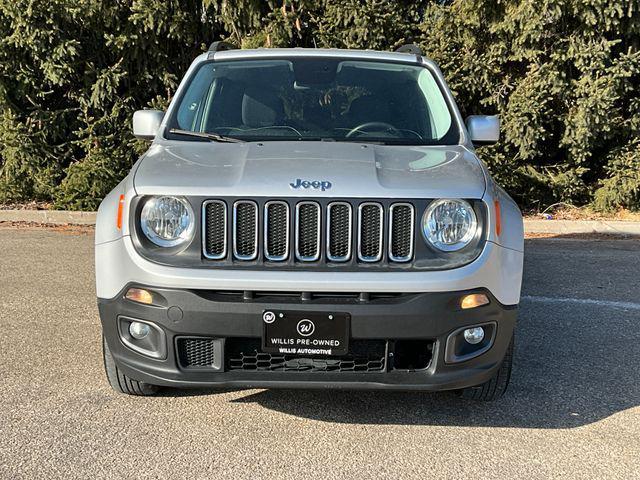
[524,219,640,236]
[0,210,97,225]
[1,210,640,236]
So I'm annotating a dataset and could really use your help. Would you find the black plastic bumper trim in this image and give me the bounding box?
[98,284,517,391]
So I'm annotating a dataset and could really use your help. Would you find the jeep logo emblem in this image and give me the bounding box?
[296,319,315,337]
[289,178,332,191]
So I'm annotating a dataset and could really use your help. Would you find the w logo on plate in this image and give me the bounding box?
[296,319,315,337]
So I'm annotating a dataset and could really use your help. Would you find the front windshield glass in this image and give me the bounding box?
[170,58,458,145]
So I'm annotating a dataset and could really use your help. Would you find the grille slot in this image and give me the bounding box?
[233,201,258,260]
[389,203,415,262]
[358,203,384,262]
[177,338,216,368]
[327,202,352,262]
[295,202,321,261]
[202,200,227,259]
[264,201,289,261]
[226,338,386,372]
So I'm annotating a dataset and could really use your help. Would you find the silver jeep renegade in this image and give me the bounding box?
[96,44,524,400]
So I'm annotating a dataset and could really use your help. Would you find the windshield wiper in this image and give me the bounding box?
[169,128,244,143]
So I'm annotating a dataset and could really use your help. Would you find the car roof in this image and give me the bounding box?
[203,47,435,67]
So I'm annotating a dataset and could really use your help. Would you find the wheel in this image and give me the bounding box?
[458,335,514,401]
[102,335,159,396]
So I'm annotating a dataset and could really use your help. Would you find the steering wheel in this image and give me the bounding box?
[345,122,402,138]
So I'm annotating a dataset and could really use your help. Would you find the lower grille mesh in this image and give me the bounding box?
[226,338,386,373]
[177,338,216,368]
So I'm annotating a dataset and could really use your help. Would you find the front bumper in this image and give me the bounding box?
[99,286,517,391]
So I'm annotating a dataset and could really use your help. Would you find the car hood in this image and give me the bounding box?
[134,141,486,199]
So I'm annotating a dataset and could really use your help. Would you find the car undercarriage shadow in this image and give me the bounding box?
[227,299,640,428]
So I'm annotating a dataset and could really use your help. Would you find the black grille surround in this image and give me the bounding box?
[200,197,470,270]
[131,196,487,271]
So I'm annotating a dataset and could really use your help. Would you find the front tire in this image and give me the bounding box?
[102,336,159,396]
[458,335,514,401]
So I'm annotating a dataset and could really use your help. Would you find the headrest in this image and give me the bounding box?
[242,87,284,128]
[348,95,392,124]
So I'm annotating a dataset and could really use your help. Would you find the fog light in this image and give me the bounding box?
[125,288,154,305]
[129,321,150,340]
[461,293,489,309]
[463,327,485,345]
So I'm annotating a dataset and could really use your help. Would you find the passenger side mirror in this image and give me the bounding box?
[133,110,164,140]
[465,115,500,145]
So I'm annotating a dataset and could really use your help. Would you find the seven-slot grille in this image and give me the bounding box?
[203,200,415,264]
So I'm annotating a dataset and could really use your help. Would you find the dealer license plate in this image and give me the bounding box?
[261,310,350,356]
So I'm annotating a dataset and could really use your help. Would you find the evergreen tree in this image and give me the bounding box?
[0,1,638,211]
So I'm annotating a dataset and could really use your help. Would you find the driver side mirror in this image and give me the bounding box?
[465,115,500,145]
[133,110,164,140]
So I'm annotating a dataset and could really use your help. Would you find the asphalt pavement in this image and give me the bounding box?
[0,227,638,479]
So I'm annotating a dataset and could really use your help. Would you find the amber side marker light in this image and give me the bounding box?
[116,194,125,230]
[494,199,502,237]
[461,293,490,310]
[125,288,154,305]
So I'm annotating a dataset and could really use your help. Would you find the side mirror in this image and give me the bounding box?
[133,110,164,140]
[465,115,500,145]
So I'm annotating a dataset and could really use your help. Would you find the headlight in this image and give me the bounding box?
[422,199,478,251]
[140,196,195,247]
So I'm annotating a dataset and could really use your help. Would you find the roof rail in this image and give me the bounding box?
[395,44,423,56]
[208,41,237,53]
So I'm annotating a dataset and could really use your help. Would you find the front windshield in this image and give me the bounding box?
[169,58,458,145]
